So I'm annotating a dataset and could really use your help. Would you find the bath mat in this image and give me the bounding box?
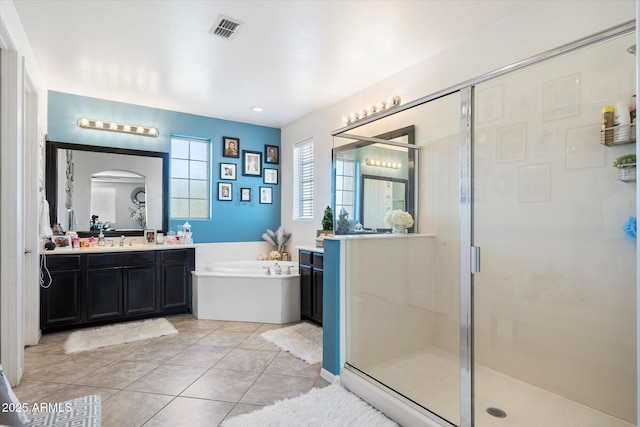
[221,383,398,426]
[260,322,322,365]
[64,317,178,354]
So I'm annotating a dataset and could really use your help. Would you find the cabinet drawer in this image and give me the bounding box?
[87,251,156,268]
[161,248,193,263]
[313,253,323,269]
[43,254,81,270]
[299,250,312,266]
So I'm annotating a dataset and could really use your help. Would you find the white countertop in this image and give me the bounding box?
[296,245,324,253]
[43,243,198,255]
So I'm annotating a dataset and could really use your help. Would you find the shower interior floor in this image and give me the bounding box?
[365,346,634,427]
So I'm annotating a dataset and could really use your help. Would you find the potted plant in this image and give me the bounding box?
[336,208,351,235]
[613,153,636,181]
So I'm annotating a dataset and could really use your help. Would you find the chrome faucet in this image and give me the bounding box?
[274,262,282,275]
[263,266,271,276]
[120,235,126,246]
[285,265,293,275]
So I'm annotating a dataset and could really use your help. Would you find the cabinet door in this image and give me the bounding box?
[41,270,82,328]
[300,264,313,319]
[86,268,123,321]
[161,263,190,310]
[312,268,324,324]
[125,265,156,315]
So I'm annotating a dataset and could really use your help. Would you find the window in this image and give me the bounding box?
[90,186,116,223]
[334,159,355,220]
[293,138,314,220]
[170,136,210,219]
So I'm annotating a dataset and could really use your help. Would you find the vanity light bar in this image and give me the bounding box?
[366,158,401,169]
[77,118,159,138]
[343,96,401,124]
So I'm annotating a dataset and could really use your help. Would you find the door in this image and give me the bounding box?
[472,29,637,426]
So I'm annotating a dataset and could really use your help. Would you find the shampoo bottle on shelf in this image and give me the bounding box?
[614,101,631,143]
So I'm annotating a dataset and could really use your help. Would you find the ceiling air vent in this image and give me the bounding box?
[210,16,242,40]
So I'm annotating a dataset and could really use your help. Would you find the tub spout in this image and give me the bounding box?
[286,266,293,275]
[274,262,281,275]
[263,266,271,276]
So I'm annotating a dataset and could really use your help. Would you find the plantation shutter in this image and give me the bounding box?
[293,139,314,220]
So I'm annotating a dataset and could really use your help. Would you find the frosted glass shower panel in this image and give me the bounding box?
[473,30,636,426]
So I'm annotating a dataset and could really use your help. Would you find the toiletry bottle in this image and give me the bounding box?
[602,105,615,146]
[614,101,631,143]
[631,95,636,142]
[98,230,106,246]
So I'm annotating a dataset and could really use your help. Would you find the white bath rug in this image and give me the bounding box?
[221,383,398,427]
[260,322,322,365]
[64,317,178,354]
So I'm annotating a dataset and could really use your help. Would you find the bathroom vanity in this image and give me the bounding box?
[40,245,195,333]
[298,247,323,325]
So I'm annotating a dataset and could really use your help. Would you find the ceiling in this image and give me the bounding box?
[13,0,538,128]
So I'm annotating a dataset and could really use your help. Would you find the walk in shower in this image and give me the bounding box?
[334,23,636,427]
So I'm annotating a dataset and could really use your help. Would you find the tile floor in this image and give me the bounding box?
[14,315,329,427]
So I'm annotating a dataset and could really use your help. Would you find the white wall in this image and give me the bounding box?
[280,1,636,252]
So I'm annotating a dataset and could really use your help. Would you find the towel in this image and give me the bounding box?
[40,196,53,237]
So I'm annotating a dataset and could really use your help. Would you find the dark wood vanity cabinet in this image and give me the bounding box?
[299,249,323,325]
[40,247,195,333]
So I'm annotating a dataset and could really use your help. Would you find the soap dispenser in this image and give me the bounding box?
[98,230,106,246]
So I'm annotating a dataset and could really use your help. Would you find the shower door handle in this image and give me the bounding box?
[470,246,481,273]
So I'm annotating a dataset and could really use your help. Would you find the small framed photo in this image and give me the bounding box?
[259,186,273,204]
[240,187,251,202]
[265,145,279,164]
[220,163,237,180]
[144,229,157,245]
[243,150,262,177]
[223,136,240,158]
[263,168,278,185]
[52,235,72,248]
[218,182,233,201]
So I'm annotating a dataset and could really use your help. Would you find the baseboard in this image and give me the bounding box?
[320,368,339,384]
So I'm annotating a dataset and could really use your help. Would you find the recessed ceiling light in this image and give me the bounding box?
[252,106,264,112]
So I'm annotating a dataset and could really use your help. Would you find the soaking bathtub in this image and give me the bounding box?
[192,260,301,324]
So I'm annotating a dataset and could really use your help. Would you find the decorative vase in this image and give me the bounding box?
[392,224,405,234]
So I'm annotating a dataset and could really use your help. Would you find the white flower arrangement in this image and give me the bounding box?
[384,210,414,229]
[129,200,146,228]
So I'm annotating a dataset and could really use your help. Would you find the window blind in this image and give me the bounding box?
[293,139,314,220]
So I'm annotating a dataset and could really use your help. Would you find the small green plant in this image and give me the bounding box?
[613,153,636,168]
[321,206,333,231]
[336,208,350,234]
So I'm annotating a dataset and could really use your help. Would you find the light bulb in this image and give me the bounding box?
[95,121,103,128]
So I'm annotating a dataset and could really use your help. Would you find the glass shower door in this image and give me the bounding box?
[472,30,637,426]
[341,92,462,426]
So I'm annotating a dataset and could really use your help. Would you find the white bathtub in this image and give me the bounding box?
[192,260,301,324]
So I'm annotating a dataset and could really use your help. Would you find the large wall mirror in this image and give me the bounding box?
[333,125,417,233]
[46,141,169,236]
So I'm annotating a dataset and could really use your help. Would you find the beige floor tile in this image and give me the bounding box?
[239,373,316,406]
[264,351,321,378]
[167,315,226,331]
[197,330,252,348]
[181,368,260,402]
[101,390,172,427]
[237,333,282,352]
[38,384,119,404]
[125,364,206,395]
[74,360,159,389]
[164,344,231,368]
[218,321,262,333]
[13,380,66,404]
[23,354,112,383]
[223,402,264,421]
[214,348,278,373]
[144,396,234,427]
[76,340,144,360]
[119,338,189,363]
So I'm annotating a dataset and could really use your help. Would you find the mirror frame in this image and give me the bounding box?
[45,140,169,237]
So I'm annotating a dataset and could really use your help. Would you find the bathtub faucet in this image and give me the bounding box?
[263,266,271,276]
[274,262,282,275]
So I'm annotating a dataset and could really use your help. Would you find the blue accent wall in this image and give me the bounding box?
[323,238,341,375]
[47,91,281,243]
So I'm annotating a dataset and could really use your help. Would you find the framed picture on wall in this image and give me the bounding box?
[265,145,279,164]
[263,168,278,185]
[218,182,233,201]
[259,186,272,204]
[223,136,240,158]
[240,187,251,202]
[243,150,262,177]
[220,163,237,180]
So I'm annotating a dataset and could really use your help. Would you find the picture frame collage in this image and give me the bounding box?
[218,137,278,204]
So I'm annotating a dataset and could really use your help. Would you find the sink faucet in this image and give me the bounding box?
[129,239,135,246]
[120,235,126,246]
[274,262,282,275]
[263,266,271,276]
